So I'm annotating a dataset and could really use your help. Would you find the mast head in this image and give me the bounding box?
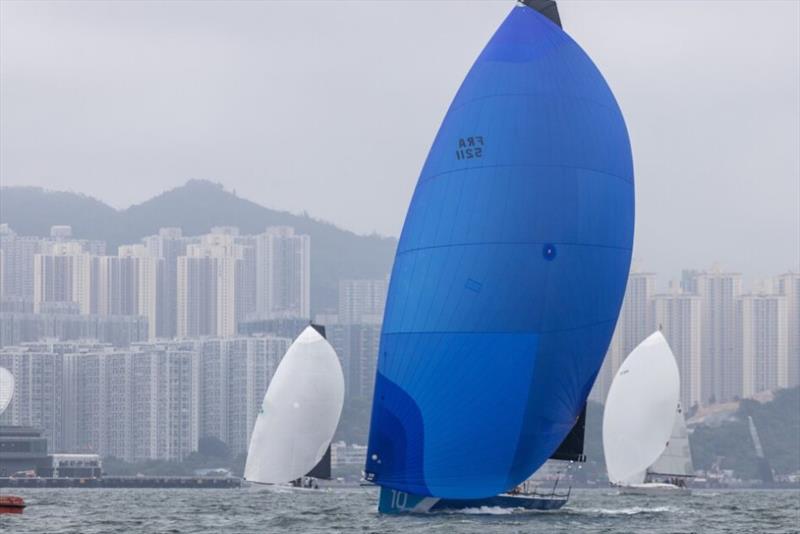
[519,0,562,28]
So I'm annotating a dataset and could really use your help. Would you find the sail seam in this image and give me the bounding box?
[381,318,616,337]
[420,163,633,185]
[397,241,632,256]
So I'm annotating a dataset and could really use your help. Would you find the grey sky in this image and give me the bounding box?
[1,0,798,283]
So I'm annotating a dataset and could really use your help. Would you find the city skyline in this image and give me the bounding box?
[1,220,797,475]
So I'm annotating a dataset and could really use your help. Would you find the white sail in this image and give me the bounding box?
[602,331,680,486]
[648,402,694,478]
[244,326,345,484]
[0,366,14,416]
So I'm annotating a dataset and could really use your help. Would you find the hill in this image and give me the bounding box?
[690,387,800,479]
[0,180,397,312]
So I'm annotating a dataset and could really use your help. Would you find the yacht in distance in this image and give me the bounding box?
[244,325,345,490]
[603,331,694,495]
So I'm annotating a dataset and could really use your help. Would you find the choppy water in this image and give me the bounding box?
[2,487,798,533]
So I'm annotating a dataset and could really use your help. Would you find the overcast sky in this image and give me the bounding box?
[1,0,798,283]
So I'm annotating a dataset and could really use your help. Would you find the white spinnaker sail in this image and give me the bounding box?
[648,402,694,478]
[244,326,345,484]
[602,331,680,485]
[0,367,14,416]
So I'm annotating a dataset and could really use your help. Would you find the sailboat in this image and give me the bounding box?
[603,332,694,495]
[364,0,635,514]
[243,325,345,490]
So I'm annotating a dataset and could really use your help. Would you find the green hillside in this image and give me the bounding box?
[0,180,397,312]
[690,387,800,478]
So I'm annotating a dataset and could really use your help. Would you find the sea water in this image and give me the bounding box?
[1,487,798,533]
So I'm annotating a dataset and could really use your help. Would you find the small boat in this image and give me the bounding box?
[0,496,26,514]
[243,325,345,490]
[603,332,694,495]
[364,0,635,513]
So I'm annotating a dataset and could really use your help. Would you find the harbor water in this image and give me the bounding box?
[1,487,798,533]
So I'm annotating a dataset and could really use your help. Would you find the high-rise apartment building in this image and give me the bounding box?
[738,294,788,397]
[776,272,800,387]
[176,233,246,338]
[324,321,380,402]
[63,344,200,461]
[338,279,388,324]
[683,268,743,403]
[255,227,310,320]
[116,245,161,340]
[143,228,191,339]
[33,242,93,314]
[0,224,40,306]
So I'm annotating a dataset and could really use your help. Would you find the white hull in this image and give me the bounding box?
[243,478,341,492]
[616,483,691,496]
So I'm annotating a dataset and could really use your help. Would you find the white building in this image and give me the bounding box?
[142,228,192,339]
[177,233,246,338]
[117,245,161,340]
[255,227,310,320]
[33,242,92,314]
[0,225,41,305]
[683,267,743,403]
[738,294,788,397]
[776,272,800,387]
[338,279,388,324]
[64,344,200,462]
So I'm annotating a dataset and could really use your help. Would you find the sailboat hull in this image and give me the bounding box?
[378,486,567,514]
[616,483,691,496]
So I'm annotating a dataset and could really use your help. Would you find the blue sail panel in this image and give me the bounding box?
[366,5,634,499]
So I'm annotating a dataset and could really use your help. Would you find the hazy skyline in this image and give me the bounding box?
[1,0,798,282]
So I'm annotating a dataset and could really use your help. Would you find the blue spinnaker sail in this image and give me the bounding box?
[366,4,634,499]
